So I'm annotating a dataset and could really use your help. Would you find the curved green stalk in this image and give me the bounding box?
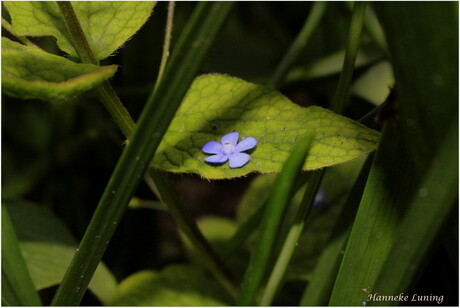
[94,82,136,139]
[51,2,235,305]
[237,133,315,306]
[155,1,175,88]
[268,2,327,88]
[330,1,367,113]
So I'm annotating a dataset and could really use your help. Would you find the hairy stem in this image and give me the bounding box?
[155,1,175,88]
[56,1,98,64]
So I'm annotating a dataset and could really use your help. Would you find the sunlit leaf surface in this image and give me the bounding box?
[153,74,380,179]
[4,1,155,60]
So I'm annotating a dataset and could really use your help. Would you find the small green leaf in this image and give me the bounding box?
[153,74,380,179]
[2,38,117,102]
[5,201,117,304]
[351,61,394,105]
[4,1,155,61]
[285,49,382,83]
[108,265,230,306]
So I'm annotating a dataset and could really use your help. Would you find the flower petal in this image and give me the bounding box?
[221,132,239,145]
[228,153,250,168]
[204,154,228,163]
[236,137,257,152]
[202,141,223,154]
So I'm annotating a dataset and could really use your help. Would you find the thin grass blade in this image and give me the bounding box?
[2,205,42,306]
[300,154,374,305]
[237,133,315,306]
[260,170,324,305]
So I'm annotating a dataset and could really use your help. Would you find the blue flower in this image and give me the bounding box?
[202,132,257,168]
[313,189,328,208]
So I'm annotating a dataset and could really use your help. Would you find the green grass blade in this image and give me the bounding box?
[2,205,42,306]
[371,121,457,305]
[268,2,327,88]
[329,116,416,306]
[330,1,367,113]
[237,133,315,306]
[300,154,374,305]
[51,2,234,305]
[223,174,309,259]
[260,170,324,305]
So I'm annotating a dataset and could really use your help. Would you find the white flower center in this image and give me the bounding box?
[222,140,236,155]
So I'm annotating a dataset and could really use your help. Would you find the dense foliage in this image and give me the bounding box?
[2,2,457,306]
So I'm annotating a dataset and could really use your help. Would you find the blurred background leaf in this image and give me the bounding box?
[4,200,117,304]
[107,265,230,306]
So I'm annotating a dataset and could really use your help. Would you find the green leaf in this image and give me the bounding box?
[351,61,394,105]
[108,265,230,306]
[182,216,238,251]
[2,38,117,102]
[153,74,380,179]
[5,201,117,304]
[285,49,382,83]
[4,1,155,61]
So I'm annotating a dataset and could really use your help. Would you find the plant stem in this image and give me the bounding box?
[56,1,98,65]
[330,1,367,114]
[268,2,327,88]
[155,1,175,89]
[94,82,136,139]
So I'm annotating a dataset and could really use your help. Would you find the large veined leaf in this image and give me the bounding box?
[3,1,155,61]
[108,265,230,306]
[1,38,117,102]
[152,74,380,179]
[4,201,117,304]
